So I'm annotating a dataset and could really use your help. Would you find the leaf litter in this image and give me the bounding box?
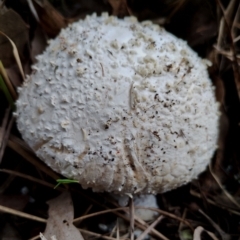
[41,192,84,240]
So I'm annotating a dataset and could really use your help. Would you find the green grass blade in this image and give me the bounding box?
[54,178,79,189]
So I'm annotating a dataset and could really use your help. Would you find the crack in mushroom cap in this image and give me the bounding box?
[16,13,220,194]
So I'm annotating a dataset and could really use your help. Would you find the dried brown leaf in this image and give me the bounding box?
[193,226,218,240]
[43,192,84,240]
[6,65,23,88]
[108,0,130,17]
[0,9,29,68]
[33,0,72,37]
[31,25,47,63]
[0,32,26,81]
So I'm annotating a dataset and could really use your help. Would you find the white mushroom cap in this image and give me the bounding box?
[16,13,219,194]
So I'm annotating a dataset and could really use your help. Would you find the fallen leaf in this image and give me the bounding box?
[0,9,29,67]
[6,65,23,88]
[193,226,218,240]
[33,0,72,37]
[108,0,130,17]
[43,192,84,240]
[30,25,47,63]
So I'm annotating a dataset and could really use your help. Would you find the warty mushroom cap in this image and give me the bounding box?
[16,13,220,195]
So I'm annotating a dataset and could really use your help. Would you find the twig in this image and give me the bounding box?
[73,207,128,224]
[0,204,46,223]
[136,207,193,232]
[79,228,127,240]
[106,196,169,240]
[209,164,240,209]
[0,107,11,164]
[0,169,63,190]
[178,208,188,232]
[198,209,231,240]
[0,31,25,80]
[190,189,240,216]
[129,197,134,240]
[136,215,164,240]
[8,139,60,180]
[0,61,17,100]
[74,205,169,240]
[0,116,14,163]
[216,0,240,94]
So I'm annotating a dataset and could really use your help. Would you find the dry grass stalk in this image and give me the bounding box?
[7,138,60,180]
[198,208,231,240]
[0,107,11,164]
[190,189,240,216]
[0,169,62,190]
[0,31,25,80]
[209,164,240,209]
[137,207,194,231]
[0,62,17,100]
[0,204,47,223]
[79,228,127,240]
[129,197,134,240]
[136,215,164,240]
[216,0,240,96]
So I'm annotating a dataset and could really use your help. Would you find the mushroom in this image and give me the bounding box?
[16,13,219,196]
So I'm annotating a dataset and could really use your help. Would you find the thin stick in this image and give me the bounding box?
[0,107,11,164]
[0,169,63,190]
[74,206,169,240]
[0,115,14,164]
[29,227,129,240]
[0,31,25,80]
[0,107,10,147]
[190,189,240,215]
[73,207,128,224]
[74,204,93,226]
[8,139,60,180]
[209,164,240,209]
[0,61,17,100]
[198,209,231,240]
[79,228,128,240]
[107,197,170,240]
[129,197,134,240]
[178,208,187,232]
[136,215,164,240]
[0,204,47,223]
[116,218,120,239]
[29,235,40,240]
[216,0,240,94]
[136,207,193,231]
